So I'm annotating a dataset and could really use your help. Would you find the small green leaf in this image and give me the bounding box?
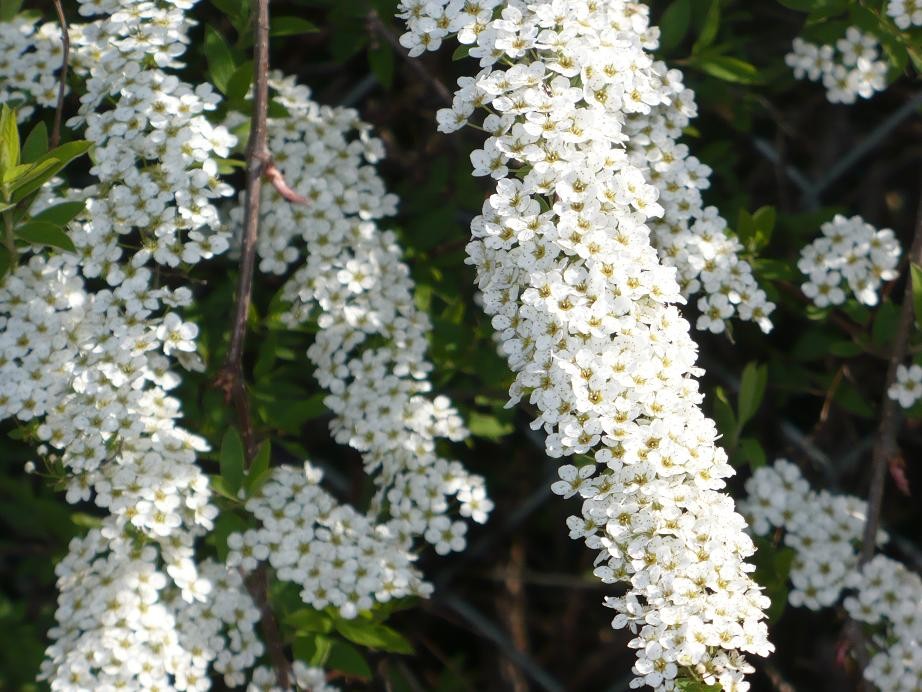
[15,220,75,252]
[737,437,766,468]
[293,633,334,667]
[452,44,470,61]
[0,104,20,176]
[467,411,513,440]
[21,122,48,164]
[225,61,254,107]
[911,263,922,328]
[219,427,245,496]
[872,301,900,348]
[0,0,23,21]
[692,0,721,54]
[284,608,334,634]
[11,140,92,203]
[691,55,762,84]
[245,440,271,494]
[204,26,236,94]
[270,16,319,36]
[751,205,776,249]
[713,386,737,447]
[334,617,415,655]
[211,511,248,562]
[31,201,85,227]
[658,0,692,55]
[738,362,767,427]
[326,640,372,679]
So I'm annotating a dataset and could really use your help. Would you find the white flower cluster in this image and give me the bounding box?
[0,1,274,688]
[248,663,337,692]
[0,17,64,117]
[398,2,773,689]
[797,214,900,307]
[887,0,922,30]
[741,460,922,692]
[401,0,774,336]
[232,74,492,554]
[228,464,432,620]
[785,29,888,104]
[888,363,922,408]
[41,530,263,691]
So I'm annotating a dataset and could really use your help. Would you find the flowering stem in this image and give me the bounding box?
[860,182,922,564]
[213,1,292,688]
[50,0,69,149]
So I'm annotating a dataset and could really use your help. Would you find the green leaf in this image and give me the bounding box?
[211,511,248,562]
[225,61,254,107]
[675,679,721,692]
[872,301,900,349]
[245,440,271,494]
[691,55,762,84]
[713,386,738,448]
[334,617,414,655]
[751,205,776,249]
[11,140,91,203]
[204,26,236,94]
[737,362,767,427]
[911,263,922,328]
[658,0,692,54]
[737,436,766,468]
[31,201,85,227]
[452,44,470,61]
[15,221,75,252]
[270,16,319,36]
[21,122,47,164]
[326,640,372,679]
[692,0,720,54]
[368,43,395,90]
[293,633,334,667]
[219,428,245,497]
[0,104,19,177]
[284,608,334,634]
[0,0,24,22]
[467,411,513,440]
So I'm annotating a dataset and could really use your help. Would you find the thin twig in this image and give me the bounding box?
[366,10,453,106]
[212,1,291,687]
[215,0,273,460]
[50,0,69,149]
[860,182,922,564]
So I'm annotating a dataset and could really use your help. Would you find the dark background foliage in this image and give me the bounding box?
[1,0,920,690]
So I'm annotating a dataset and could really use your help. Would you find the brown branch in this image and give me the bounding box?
[212,1,291,688]
[860,182,922,564]
[366,10,453,106]
[50,0,69,149]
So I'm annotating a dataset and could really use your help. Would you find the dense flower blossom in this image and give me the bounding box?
[786,29,888,104]
[0,18,63,117]
[888,363,922,408]
[233,74,493,552]
[887,0,922,29]
[227,463,432,620]
[741,460,922,692]
[398,1,772,689]
[797,214,900,308]
[0,0,258,688]
[41,530,263,691]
